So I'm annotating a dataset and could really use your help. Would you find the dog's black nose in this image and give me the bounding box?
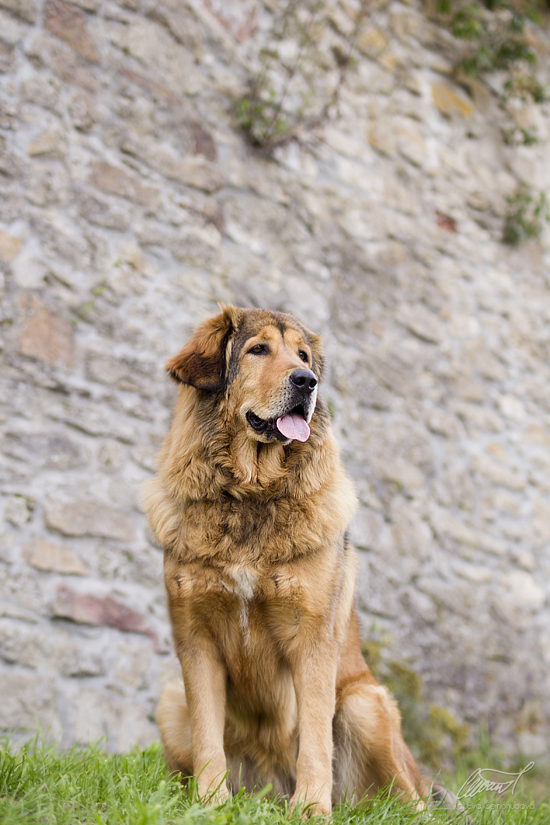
[290,369,317,393]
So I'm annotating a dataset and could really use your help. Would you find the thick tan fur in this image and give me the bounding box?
[143,306,426,814]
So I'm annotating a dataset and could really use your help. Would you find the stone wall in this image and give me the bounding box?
[1,0,549,758]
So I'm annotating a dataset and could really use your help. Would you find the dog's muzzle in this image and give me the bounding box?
[245,369,318,443]
[275,369,317,441]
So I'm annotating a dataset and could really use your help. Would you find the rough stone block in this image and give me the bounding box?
[0,9,24,45]
[17,293,74,370]
[432,82,474,118]
[0,230,23,261]
[122,137,225,192]
[24,540,90,576]
[58,644,106,677]
[3,431,86,471]
[501,571,546,611]
[455,403,504,435]
[356,27,387,58]
[425,408,461,439]
[71,688,107,743]
[85,350,157,394]
[355,554,401,619]
[396,303,444,344]
[0,669,62,736]
[0,0,36,23]
[496,394,527,422]
[114,638,154,688]
[112,700,158,751]
[76,191,131,230]
[430,507,478,546]
[89,161,158,206]
[45,0,98,62]
[96,540,161,590]
[400,587,437,624]
[68,91,96,130]
[470,454,526,491]
[28,128,65,158]
[394,119,428,168]
[0,140,19,178]
[45,500,135,541]
[3,495,31,528]
[452,560,493,584]
[390,6,424,42]
[190,119,217,161]
[348,506,384,551]
[372,456,425,493]
[52,584,149,633]
[0,532,15,563]
[391,503,433,560]
[0,602,38,623]
[70,0,100,11]
[0,622,44,668]
[524,424,550,446]
[0,568,46,615]
[72,688,157,749]
[171,156,226,193]
[0,40,14,72]
[0,623,106,677]
[46,397,139,444]
[50,40,98,90]
[115,17,202,94]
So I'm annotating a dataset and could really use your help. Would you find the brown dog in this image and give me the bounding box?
[143,306,426,814]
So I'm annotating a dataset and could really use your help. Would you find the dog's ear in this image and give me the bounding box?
[166,306,241,391]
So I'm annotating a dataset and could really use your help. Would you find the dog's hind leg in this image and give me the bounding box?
[156,680,193,777]
[332,679,425,807]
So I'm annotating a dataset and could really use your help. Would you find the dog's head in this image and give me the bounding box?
[166,306,324,444]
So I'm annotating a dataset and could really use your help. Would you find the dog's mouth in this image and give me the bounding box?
[276,405,310,442]
[246,405,310,443]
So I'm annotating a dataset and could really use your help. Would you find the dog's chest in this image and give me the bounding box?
[169,559,303,647]
[223,566,258,646]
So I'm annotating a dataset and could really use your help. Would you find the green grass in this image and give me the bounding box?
[0,738,548,825]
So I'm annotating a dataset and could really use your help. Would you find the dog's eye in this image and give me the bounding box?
[298,350,309,362]
[248,344,268,355]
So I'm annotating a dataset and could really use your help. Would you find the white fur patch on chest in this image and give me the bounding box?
[226,566,257,648]
[227,566,257,601]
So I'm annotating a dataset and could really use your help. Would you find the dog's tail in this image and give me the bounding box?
[430,781,475,824]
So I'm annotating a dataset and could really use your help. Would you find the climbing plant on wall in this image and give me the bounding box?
[436,0,544,82]
[236,0,550,244]
[433,0,550,242]
[235,0,369,149]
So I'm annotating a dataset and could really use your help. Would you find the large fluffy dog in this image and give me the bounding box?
[144,306,429,814]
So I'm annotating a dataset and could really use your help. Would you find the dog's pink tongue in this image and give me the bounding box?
[276,414,310,442]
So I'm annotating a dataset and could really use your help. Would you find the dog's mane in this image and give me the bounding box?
[142,308,354,565]
[158,384,335,502]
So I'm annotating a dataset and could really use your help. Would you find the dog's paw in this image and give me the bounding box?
[201,782,231,807]
[290,791,332,818]
[211,786,230,807]
[199,780,230,806]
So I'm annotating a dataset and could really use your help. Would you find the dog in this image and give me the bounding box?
[143,306,461,815]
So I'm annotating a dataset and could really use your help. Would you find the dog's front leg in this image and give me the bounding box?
[290,637,337,816]
[178,635,229,802]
